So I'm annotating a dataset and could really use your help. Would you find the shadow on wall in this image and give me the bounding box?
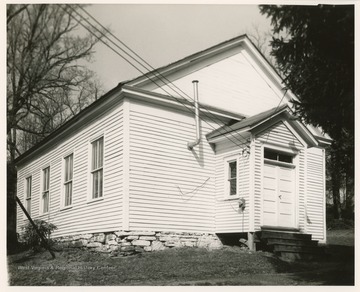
[189,125,204,168]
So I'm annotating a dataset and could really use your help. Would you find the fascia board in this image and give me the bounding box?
[315,136,332,146]
[127,35,248,88]
[242,38,299,104]
[248,107,290,131]
[290,119,319,147]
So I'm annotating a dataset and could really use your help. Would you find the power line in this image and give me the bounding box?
[71,4,251,150]
[61,4,251,150]
[263,89,288,144]
[76,4,251,143]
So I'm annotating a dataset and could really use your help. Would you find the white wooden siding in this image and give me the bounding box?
[152,49,286,117]
[306,147,326,241]
[256,121,306,231]
[16,102,124,237]
[214,139,250,233]
[128,99,219,233]
[253,139,263,230]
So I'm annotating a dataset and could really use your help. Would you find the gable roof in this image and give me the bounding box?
[14,34,330,166]
[206,104,321,147]
[206,104,289,140]
[126,34,298,106]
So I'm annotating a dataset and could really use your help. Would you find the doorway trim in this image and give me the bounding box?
[260,143,300,229]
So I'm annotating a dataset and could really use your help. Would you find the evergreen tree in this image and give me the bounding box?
[260,5,354,218]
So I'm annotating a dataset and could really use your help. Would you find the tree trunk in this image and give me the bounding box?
[332,177,342,220]
[331,149,342,220]
[345,164,354,219]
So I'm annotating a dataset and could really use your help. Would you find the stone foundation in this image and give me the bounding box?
[54,231,223,256]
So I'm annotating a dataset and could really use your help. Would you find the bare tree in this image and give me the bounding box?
[244,23,277,68]
[7,4,103,161]
[7,4,104,249]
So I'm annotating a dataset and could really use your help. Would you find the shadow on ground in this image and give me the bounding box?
[264,242,354,285]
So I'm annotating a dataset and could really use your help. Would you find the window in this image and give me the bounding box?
[25,176,32,215]
[42,167,50,213]
[64,154,73,207]
[91,137,103,199]
[228,160,237,196]
[224,155,239,198]
[264,149,293,164]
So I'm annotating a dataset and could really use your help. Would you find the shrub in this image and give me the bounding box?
[21,219,57,251]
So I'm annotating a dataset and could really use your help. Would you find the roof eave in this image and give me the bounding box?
[14,84,125,167]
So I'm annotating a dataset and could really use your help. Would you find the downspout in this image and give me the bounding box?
[187,80,200,150]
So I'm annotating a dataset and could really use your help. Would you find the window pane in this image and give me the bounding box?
[279,153,293,163]
[64,154,73,181]
[229,161,237,178]
[93,171,99,198]
[26,177,32,199]
[92,141,98,170]
[264,149,278,160]
[47,168,50,189]
[230,179,237,195]
[99,169,103,197]
[65,184,68,205]
[98,138,103,168]
[43,167,50,190]
[65,157,69,181]
[69,155,73,180]
[43,169,47,190]
[26,177,32,214]
[26,199,31,215]
[43,191,49,213]
[65,182,72,206]
[69,182,72,205]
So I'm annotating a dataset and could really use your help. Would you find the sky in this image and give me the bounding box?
[81,4,272,91]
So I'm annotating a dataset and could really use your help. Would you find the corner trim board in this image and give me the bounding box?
[122,97,130,230]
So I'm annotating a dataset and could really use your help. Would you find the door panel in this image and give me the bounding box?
[262,164,278,226]
[263,162,295,227]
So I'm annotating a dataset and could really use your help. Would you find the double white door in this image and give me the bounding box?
[262,162,296,228]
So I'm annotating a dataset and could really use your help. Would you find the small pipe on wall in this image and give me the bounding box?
[188,80,200,150]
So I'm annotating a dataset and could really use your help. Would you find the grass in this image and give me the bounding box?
[7,228,354,286]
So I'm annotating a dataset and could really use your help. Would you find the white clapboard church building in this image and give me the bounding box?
[15,35,331,256]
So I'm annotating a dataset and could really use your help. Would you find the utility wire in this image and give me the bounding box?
[63,4,251,150]
[177,177,210,202]
[76,4,251,145]
[73,4,250,149]
[263,88,288,144]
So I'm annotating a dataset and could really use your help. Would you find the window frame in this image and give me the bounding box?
[24,176,32,217]
[61,153,74,209]
[89,136,104,202]
[40,166,50,215]
[224,154,240,199]
[263,147,295,167]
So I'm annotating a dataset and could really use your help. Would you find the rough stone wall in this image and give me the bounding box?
[54,231,223,256]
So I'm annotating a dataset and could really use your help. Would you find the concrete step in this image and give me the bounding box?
[261,226,300,233]
[266,238,319,247]
[260,230,312,241]
[258,227,323,261]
